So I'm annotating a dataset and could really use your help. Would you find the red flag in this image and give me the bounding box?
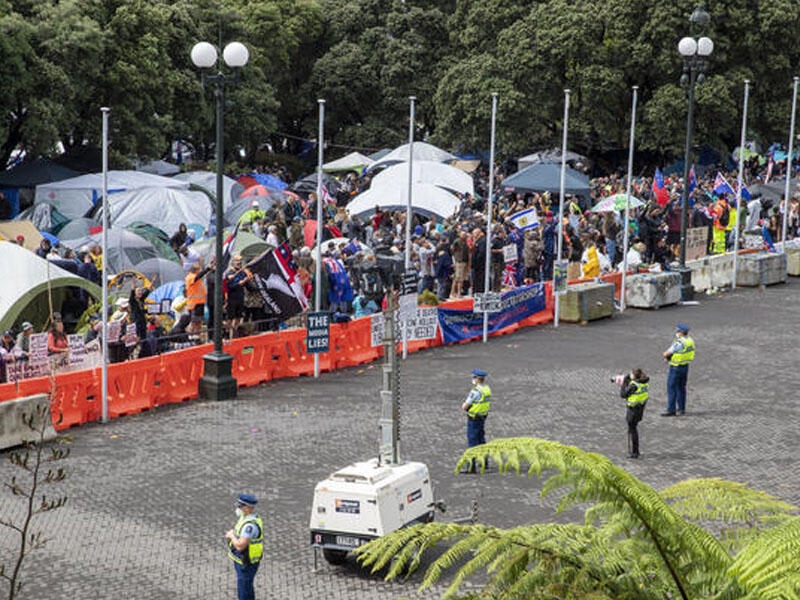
[652,168,669,206]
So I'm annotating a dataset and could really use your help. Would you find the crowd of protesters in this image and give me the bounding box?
[2,154,799,379]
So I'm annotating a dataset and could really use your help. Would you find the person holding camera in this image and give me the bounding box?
[617,368,649,459]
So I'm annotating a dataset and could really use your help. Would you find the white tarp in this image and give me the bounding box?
[134,159,181,176]
[35,171,190,219]
[172,170,241,211]
[323,152,375,173]
[366,142,456,173]
[94,187,213,238]
[371,160,474,197]
[346,183,461,219]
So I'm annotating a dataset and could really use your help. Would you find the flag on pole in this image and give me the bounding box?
[321,185,335,206]
[246,242,309,319]
[688,165,697,194]
[737,181,752,202]
[508,207,539,231]
[652,168,669,206]
[713,172,735,196]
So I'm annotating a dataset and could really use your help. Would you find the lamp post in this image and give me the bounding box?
[192,40,249,401]
[677,4,713,301]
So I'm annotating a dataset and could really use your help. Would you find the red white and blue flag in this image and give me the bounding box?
[321,185,335,206]
[652,168,669,206]
[714,172,735,196]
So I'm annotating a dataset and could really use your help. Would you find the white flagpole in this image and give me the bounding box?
[101,107,110,423]
[314,99,325,378]
[403,96,415,360]
[732,80,750,289]
[553,89,570,328]
[781,76,799,245]
[482,92,498,343]
[620,86,638,312]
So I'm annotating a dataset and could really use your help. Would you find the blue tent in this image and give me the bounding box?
[501,163,590,197]
[249,173,288,190]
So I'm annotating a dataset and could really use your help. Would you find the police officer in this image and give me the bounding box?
[461,369,491,473]
[225,493,264,600]
[619,368,649,458]
[662,323,695,416]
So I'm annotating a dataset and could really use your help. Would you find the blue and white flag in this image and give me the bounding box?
[714,172,735,196]
[508,207,539,231]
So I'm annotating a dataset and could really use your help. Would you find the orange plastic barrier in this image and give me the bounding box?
[106,355,161,418]
[0,382,18,402]
[15,375,53,399]
[228,333,279,388]
[330,318,380,369]
[51,368,101,429]
[277,328,333,377]
[159,344,209,403]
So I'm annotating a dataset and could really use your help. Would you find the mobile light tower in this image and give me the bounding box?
[677,4,713,301]
[191,40,249,401]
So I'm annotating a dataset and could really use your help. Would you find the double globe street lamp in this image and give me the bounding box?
[191,40,249,401]
[677,5,713,301]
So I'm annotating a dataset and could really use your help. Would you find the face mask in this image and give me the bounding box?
[235,508,243,518]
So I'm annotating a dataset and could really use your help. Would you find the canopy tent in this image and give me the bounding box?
[91,187,212,239]
[0,241,102,333]
[61,228,161,274]
[173,170,242,211]
[366,142,456,173]
[0,219,44,251]
[35,170,190,219]
[501,163,591,198]
[517,149,588,170]
[0,158,80,188]
[346,183,461,220]
[371,160,475,197]
[322,152,375,173]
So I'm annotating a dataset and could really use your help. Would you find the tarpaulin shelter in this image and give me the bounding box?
[501,163,591,198]
[35,171,190,219]
[0,241,101,333]
[0,158,81,218]
[366,142,456,173]
[371,160,474,196]
[346,183,461,220]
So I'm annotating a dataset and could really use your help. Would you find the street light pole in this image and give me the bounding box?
[192,41,249,401]
[677,5,713,301]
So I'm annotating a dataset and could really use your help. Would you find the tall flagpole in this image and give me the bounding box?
[620,86,638,312]
[482,93,498,343]
[781,76,799,245]
[403,96,415,360]
[314,99,325,378]
[553,89,571,328]
[732,80,750,289]
[100,107,110,423]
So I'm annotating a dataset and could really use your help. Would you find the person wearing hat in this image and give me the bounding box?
[662,323,696,416]
[15,322,34,361]
[225,493,264,600]
[617,368,650,459]
[461,369,492,473]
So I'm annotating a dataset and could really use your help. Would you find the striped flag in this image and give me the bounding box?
[508,207,539,231]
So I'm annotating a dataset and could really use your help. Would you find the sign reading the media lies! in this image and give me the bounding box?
[306,311,330,354]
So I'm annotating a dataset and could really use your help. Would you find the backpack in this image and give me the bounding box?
[361,266,384,302]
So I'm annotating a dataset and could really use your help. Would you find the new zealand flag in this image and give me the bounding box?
[247,243,309,319]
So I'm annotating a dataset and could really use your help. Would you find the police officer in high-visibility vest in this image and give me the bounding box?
[461,369,491,473]
[618,368,649,459]
[662,323,696,416]
[225,493,264,600]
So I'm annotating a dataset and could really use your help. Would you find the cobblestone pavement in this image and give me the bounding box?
[2,279,799,599]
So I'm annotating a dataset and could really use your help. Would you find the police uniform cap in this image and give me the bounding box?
[236,493,258,507]
[471,369,488,378]
[675,323,690,333]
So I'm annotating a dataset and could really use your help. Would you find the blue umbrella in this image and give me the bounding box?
[150,280,185,303]
[251,173,288,190]
[39,231,60,245]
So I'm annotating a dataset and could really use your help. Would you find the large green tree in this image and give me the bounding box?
[358,437,800,600]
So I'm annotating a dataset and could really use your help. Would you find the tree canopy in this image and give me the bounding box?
[356,437,800,600]
[1,0,798,170]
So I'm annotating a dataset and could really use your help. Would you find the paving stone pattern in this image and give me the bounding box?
[1,280,799,599]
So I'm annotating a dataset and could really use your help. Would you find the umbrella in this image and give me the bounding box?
[591,194,645,212]
[237,173,288,191]
[39,231,60,245]
[150,280,185,303]
[133,257,186,285]
[291,172,341,197]
[239,184,281,199]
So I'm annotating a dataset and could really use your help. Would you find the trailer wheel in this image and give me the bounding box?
[323,549,348,565]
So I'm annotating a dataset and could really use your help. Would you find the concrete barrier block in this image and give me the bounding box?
[626,272,681,308]
[736,253,787,287]
[786,248,800,276]
[0,394,56,451]
[560,282,614,323]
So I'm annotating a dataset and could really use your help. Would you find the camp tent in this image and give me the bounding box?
[366,142,456,173]
[346,183,461,220]
[92,187,213,238]
[134,159,180,176]
[61,229,162,274]
[35,171,190,219]
[501,163,591,198]
[0,241,102,333]
[371,160,475,197]
[173,170,242,211]
[323,152,375,173]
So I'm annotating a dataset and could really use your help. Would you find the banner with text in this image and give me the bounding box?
[437,283,546,344]
[370,307,439,348]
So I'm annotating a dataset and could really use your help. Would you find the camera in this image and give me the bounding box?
[610,374,626,386]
